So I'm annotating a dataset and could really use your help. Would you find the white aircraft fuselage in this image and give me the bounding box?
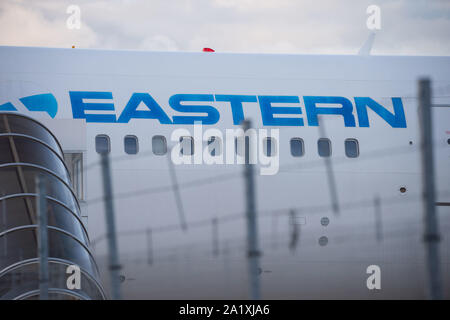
[1,46,449,299]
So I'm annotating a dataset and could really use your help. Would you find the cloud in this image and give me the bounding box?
[139,35,179,51]
[0,0,449,55]
[0,0,98,48]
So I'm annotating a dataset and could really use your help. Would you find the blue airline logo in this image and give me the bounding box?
[70,92,407,128]
[0,93,58,118]
[1,91,407,128]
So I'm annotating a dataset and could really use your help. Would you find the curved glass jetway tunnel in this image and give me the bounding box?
[0,113,105,300]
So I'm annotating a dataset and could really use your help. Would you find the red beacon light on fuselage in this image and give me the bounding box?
[202,48,215,52]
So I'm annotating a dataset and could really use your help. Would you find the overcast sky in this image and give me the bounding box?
[1,0,449,55]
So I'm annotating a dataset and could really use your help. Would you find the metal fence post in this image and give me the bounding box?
[37,175,49,300]
[418,78,442,300]
[242,120,261,300]
[100,153,122,300]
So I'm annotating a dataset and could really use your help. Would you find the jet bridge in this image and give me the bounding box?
[0,112,105,300]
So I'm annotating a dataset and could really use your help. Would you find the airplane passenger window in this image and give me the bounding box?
[180,136,194,155]
[290,138,304,157]
[124,135,139,155]
[208,136,222,156]
[235,136,259,164]
[152,135,167,155]
[345,139,359,158]
[263,137,276,157]
[95,135,110,154]
[235,137,244,156]
[318,138,331,157]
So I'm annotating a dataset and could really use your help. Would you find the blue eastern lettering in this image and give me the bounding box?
[215,94,257,125]
[258,96,303,126]
[354,97,406,128]
[170,94,219,125]
[66,91,407,128]
[118,93,172,124]
[70,91,116,123]
[304,96,356,127]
